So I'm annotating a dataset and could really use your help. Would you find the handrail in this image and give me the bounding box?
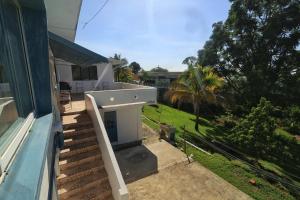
[85,94,128,200]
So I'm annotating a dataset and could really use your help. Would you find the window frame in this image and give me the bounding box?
[0,113,34,180]
[0,0,35,180]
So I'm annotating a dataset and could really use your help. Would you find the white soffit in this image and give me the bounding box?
[44,0,82,42]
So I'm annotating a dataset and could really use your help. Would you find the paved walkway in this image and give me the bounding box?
[128,161,252,200]
[124,125,252,200]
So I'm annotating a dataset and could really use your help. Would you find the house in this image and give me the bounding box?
[139,71,183,88]
[139,71,182,102]
[0,0,156,199]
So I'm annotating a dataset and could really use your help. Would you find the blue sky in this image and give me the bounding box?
[75,0,231,71]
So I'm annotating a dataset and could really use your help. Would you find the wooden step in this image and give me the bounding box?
[62,114,91,125]
[60,144,99,160]
[58,170,108,192]
[63,121,93,130]
[63,128,95,139]
[59,155,102,171]
[64,136,97,148]
[59,157,103,179]
[59,177,110,200]
[60,148,100,164]
[58,165,106,187]
[77,188,113,200]
[61,110,87,116]
[89,190,114,200]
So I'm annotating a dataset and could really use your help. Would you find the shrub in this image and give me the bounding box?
[283,106,300,135]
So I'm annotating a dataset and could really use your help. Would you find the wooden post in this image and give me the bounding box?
[183,125,191,163]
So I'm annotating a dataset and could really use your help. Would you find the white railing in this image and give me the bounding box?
[85,94,129,200]
[86,83,157,106]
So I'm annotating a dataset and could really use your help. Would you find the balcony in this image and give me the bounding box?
[86,82,157,108]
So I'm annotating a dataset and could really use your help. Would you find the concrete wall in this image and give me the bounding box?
[55,59,114,93]
[85,94,128,200]
[87,84,157,106]
[99,104,143,145]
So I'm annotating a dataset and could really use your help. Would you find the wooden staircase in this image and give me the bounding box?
[57,110,113,200]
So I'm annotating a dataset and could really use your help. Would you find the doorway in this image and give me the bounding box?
[104,111,118,142]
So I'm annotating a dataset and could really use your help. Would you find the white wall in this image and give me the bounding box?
[85,94,129,200]
[87,87,157,106]
[55,59,114,93]
[100,104,143,145]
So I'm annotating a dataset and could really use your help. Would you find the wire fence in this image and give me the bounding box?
[142,114,300,193]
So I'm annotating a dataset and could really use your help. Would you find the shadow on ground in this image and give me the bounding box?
[115,145,158,183]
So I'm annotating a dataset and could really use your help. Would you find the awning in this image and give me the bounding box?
[48,31,108,66]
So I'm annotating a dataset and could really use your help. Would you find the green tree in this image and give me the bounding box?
[198,0,300,106]
[139,70,150,82]
[182,56,197,66]
[228,98,276,157]
[166,64,224,131]
[112,54,128,81]
[118,67,134,83]
[129,61,141,74]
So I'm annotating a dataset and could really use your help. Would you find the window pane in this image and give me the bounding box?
[89,66,97,80]
[72,65,81,80]
[0,1,33,155]
[81,67,90,80]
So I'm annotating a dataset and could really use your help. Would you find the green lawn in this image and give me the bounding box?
[142,104,297,200]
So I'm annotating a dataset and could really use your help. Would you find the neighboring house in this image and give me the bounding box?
[0,0,156,200]
[139,71,183,88]
[139,71,182,102]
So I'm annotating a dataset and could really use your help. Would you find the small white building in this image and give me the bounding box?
[49,32,157,147]
[87,82,156,147]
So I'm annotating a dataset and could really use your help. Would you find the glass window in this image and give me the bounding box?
[72,65,98,80]
[89,66,98,80]
[0,1,33,155]
[71,65,81,81]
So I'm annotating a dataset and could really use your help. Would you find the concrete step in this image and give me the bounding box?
[59,154,102,171]
[63,128,95,139]
[60,144,99,160]
[64,136,97,148]
[58,177,110,200]
[58,165,106,187]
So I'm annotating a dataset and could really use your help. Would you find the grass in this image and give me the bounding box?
[142,103,297,200]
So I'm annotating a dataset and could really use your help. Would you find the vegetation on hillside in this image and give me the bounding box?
[166,65,224,131]
[142,104,299,200]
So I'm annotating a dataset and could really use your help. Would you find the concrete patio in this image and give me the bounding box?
[115,124,252,200]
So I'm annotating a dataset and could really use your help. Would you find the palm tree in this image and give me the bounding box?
[166,64,224,131]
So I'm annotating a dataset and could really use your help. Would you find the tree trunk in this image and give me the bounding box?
[194,103,200,132]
